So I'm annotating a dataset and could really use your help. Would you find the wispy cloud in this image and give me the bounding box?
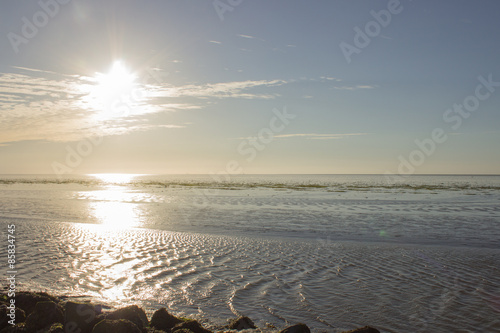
[0,66,373,145]
[332,85,375,90]
[238,34,256,39]
[237,34,266,42]
[0,67,290,144]
[0,68,195,143]
[150,79,287,100]
[274,133,368,140]
[208,40,222,44]
[319,76,342,82]
[308,77,375,90]
[233,133,368,140]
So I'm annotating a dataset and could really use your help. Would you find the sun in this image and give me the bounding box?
[91,60,137,119]
[96,60,136,90]
[90,173,143,184]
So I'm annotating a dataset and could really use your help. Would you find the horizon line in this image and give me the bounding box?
[0,173,499,176]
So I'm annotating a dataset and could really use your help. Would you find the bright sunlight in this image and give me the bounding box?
[90,173,143,184]
[91,61,137,119]
[86,174,145,229]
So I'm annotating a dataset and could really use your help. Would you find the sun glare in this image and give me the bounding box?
[90,173,143,184]
[84,173,146,229]
[89,201,140,229]
[96,60,136,92]
[91,60,137,119]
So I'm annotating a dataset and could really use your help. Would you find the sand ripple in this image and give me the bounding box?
[2,221,499,332]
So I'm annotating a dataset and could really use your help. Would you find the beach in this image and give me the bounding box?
[1,174,500,332]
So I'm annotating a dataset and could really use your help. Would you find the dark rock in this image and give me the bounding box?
[340,327,380,333]
[172,329,194,333]
[265,323,277,329]
[0,306,7,331]
[15,292,58,316]
[0,324,27,333]
[1,305,26,330]
[15,308,26,325]
[227,316,256,330]
[279,323,310,333]
[64,302,99,333]
[25,301,64,332]
[47,323,64,333]
[107,305,148,329]
[91,319,141,333]
[150,308,182,331]
[94,304,111,314]
[93,314,108,325]
[172,320,211,333]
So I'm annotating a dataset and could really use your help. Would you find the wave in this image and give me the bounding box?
[1,174,500,192]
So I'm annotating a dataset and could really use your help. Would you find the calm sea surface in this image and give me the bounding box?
[0,174,499,332]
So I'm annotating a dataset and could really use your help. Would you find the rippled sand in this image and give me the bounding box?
[3,221,500,332]
[1,175,499,332]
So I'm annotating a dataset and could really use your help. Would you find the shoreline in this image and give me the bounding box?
[0,291,381,333]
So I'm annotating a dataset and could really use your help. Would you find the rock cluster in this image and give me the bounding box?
[0,292,380,333]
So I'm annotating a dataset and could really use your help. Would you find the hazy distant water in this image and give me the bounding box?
[1,174,499,332]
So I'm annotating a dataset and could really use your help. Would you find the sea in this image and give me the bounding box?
[0,174,499,332]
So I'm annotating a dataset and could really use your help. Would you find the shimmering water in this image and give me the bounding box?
[0,174,499,332]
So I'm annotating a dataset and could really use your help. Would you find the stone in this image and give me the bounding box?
[279,323,311,333]
[172,329,194,333]
[15,292,57,316]
[47,323,65,333]
[172,319,212,333]
[227,316,256,330]
[0,324,27,333]
[64,302,99,333]
[0,305,26,330]
[340,327,380,333]
[25,301,64,332]
[91,319,141,333]
[106,305,148,329]
[150,308,182,331]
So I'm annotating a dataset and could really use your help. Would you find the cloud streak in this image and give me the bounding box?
[332,85,375,90]
[0,66,373,145]
[274,133,368,140]
[150,79,286,100]
[0,67,288,144]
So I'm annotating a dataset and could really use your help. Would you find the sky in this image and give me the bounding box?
[0,0,499,175]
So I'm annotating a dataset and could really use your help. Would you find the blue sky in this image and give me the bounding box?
[0,0,499,174]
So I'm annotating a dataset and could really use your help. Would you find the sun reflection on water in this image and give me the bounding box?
[85,174,146,229]
[89,201,140,229]
[89,173,144,184]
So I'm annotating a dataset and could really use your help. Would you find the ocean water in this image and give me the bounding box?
[0,174,499,332]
